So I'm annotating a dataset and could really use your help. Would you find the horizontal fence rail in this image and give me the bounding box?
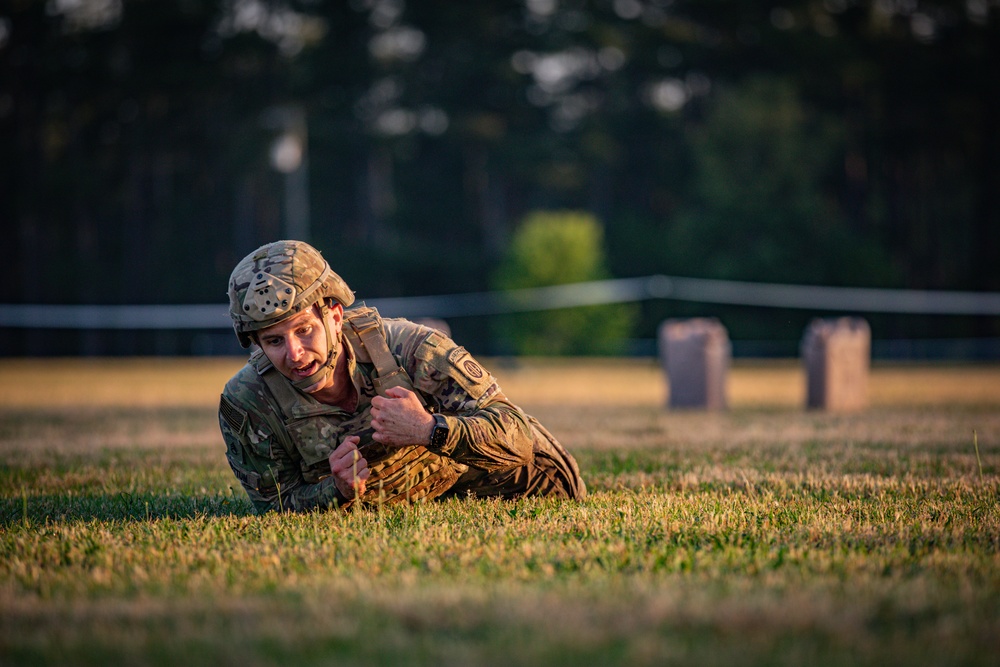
[2,275,1000,329]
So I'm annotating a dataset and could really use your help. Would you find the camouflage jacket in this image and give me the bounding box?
[218,307,537,513]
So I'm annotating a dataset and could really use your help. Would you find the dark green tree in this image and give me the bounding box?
[664,75,896,286]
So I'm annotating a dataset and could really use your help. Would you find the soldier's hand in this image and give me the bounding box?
[370,386,435,448]
[328,435,370,499]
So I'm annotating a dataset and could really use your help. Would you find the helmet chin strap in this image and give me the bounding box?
[291,303,340,393]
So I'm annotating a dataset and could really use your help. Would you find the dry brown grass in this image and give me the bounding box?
[0,357,245,408]
[3,356,997,409]
[490,357,1000,409]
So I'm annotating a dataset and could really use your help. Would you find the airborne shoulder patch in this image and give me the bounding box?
[445,346,494,399]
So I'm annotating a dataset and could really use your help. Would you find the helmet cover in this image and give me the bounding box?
[228,240,355,348]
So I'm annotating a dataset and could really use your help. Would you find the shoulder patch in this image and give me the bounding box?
[219,394,248,434]
[444,346,494,399]
[448,346,485,379]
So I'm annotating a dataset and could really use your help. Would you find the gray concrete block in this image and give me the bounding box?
[801,317,870,411]
[658,317,730,410]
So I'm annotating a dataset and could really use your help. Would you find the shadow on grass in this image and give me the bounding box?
[0,491,255,526]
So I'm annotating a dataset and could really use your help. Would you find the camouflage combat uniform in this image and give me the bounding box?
[219,306,586,514]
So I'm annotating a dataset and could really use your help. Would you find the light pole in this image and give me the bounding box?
[262,105,310,241]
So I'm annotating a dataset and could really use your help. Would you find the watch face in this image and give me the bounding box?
[431,414,448,447]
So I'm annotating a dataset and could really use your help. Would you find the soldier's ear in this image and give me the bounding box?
[324,298,344,319]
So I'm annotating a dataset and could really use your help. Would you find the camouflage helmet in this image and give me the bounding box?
[228,240,355,348]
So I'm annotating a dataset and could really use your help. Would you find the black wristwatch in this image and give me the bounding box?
[430,413,449,448]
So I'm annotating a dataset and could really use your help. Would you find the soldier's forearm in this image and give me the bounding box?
[432,402,534,472]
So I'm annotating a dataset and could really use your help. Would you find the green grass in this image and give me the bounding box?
[1,359,999,666]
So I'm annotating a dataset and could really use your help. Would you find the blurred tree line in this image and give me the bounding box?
[2,0,998,355]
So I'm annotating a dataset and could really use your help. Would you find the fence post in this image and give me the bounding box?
[658,317,730,410]
[801,317,870,411]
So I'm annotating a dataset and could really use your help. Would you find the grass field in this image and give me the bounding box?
[1,357,998,666]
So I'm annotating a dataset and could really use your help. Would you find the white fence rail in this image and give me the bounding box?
[2,275,1000,329]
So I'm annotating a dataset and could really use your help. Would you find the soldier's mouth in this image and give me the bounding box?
[293,361,318,376]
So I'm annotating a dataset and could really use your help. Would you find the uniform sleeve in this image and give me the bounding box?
[219,391,348,514]
[400,326,535,472]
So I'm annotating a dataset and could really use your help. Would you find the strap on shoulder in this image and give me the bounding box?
[345,307,426,406]
[342,307,376,364]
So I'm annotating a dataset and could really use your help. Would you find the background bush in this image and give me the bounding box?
[492,211,638,355]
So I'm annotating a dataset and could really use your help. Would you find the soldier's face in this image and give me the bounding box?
[257,303,343,390]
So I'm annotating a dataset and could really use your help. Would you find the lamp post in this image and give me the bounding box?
[262,105,310,241]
